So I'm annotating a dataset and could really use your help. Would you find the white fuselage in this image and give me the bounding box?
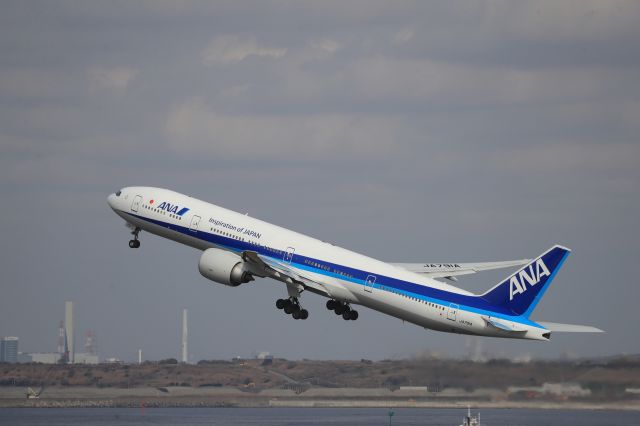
[107,187,550,341]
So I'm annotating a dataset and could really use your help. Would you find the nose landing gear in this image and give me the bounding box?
[326,299,358,320]
[276,298,309,320]
[128,227,141,248]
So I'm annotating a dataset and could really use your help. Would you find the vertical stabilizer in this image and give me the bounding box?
[481,245,571,317]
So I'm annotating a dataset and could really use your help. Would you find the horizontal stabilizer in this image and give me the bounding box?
[537,321,604,333]
[391,259,530,279]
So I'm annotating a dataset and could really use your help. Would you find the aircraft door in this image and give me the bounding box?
[131,195,142,212]
[283,247,295,263]
[447,303,459,321]
[189,215,201,232]
[364,275,376,293]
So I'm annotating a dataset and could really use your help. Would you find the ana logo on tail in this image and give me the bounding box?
[509,259,550,301]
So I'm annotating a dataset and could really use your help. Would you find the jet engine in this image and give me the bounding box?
[198,248,254,287]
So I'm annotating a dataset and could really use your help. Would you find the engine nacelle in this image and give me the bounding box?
[198,248,253,287]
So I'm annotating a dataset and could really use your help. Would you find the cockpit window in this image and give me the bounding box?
[116,190,122,196]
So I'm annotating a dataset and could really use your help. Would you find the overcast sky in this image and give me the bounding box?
[1,1,639,362]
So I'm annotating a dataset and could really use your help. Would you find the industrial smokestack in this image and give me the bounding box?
[57,320,64,355]
[138,349,142,365]
[181,309,188,363]
[65,301,74,364]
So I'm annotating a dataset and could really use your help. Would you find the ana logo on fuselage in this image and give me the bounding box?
[509,259,550,301]
[157,202,190,216]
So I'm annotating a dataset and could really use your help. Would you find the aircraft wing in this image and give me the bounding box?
[390,259,531,281]
[241,251,332,298]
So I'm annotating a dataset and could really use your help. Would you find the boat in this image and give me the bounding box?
[459,406,484,426]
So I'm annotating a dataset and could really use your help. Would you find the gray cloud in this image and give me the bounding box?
[87,66,139,93]
[164,97,399,161]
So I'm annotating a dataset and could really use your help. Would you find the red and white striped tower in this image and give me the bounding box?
[57,320,64,355]
[84,330,95,355]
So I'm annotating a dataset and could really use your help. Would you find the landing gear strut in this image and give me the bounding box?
[326,299,358,320]
[128,227,141,248]
[276,298,308,320]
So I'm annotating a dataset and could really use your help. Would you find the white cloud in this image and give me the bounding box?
[200,36,287,66]
[87,66,138,93]
[164,97,397,160]
[309,38,341,54]
[393,28,414,43]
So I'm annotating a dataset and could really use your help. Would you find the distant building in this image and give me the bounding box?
[18,352,98,365]
[508,382,591,397]
[1,337,19,363]
[22,352,61,364]
[74,353,99,364]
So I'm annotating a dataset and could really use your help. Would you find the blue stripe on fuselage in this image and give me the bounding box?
[125,211,544,329]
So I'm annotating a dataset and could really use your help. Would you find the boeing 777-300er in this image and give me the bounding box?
[107,187,602,341]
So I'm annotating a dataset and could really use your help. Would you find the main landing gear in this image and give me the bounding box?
[276,298,309,320]
[326,299,358,321]
[128,227,141,248]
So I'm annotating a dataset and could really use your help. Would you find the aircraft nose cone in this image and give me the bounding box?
[107,193,117,209]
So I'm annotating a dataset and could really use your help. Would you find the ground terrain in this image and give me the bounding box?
[1,356,638,408]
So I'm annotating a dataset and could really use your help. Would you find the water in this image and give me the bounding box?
[0,407,635,425]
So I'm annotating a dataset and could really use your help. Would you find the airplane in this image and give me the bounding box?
[107,187,602,341]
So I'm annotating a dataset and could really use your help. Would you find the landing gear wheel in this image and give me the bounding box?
[284,303,294,315]
[342,311,351,320]
[326,300,336,310]
[349,310,358,321]
[278,297,307,320]
[129,227,141,248]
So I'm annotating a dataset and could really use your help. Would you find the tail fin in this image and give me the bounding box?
[481,245,571,317]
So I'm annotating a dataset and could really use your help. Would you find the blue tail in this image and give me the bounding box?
[481,245,571,317]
